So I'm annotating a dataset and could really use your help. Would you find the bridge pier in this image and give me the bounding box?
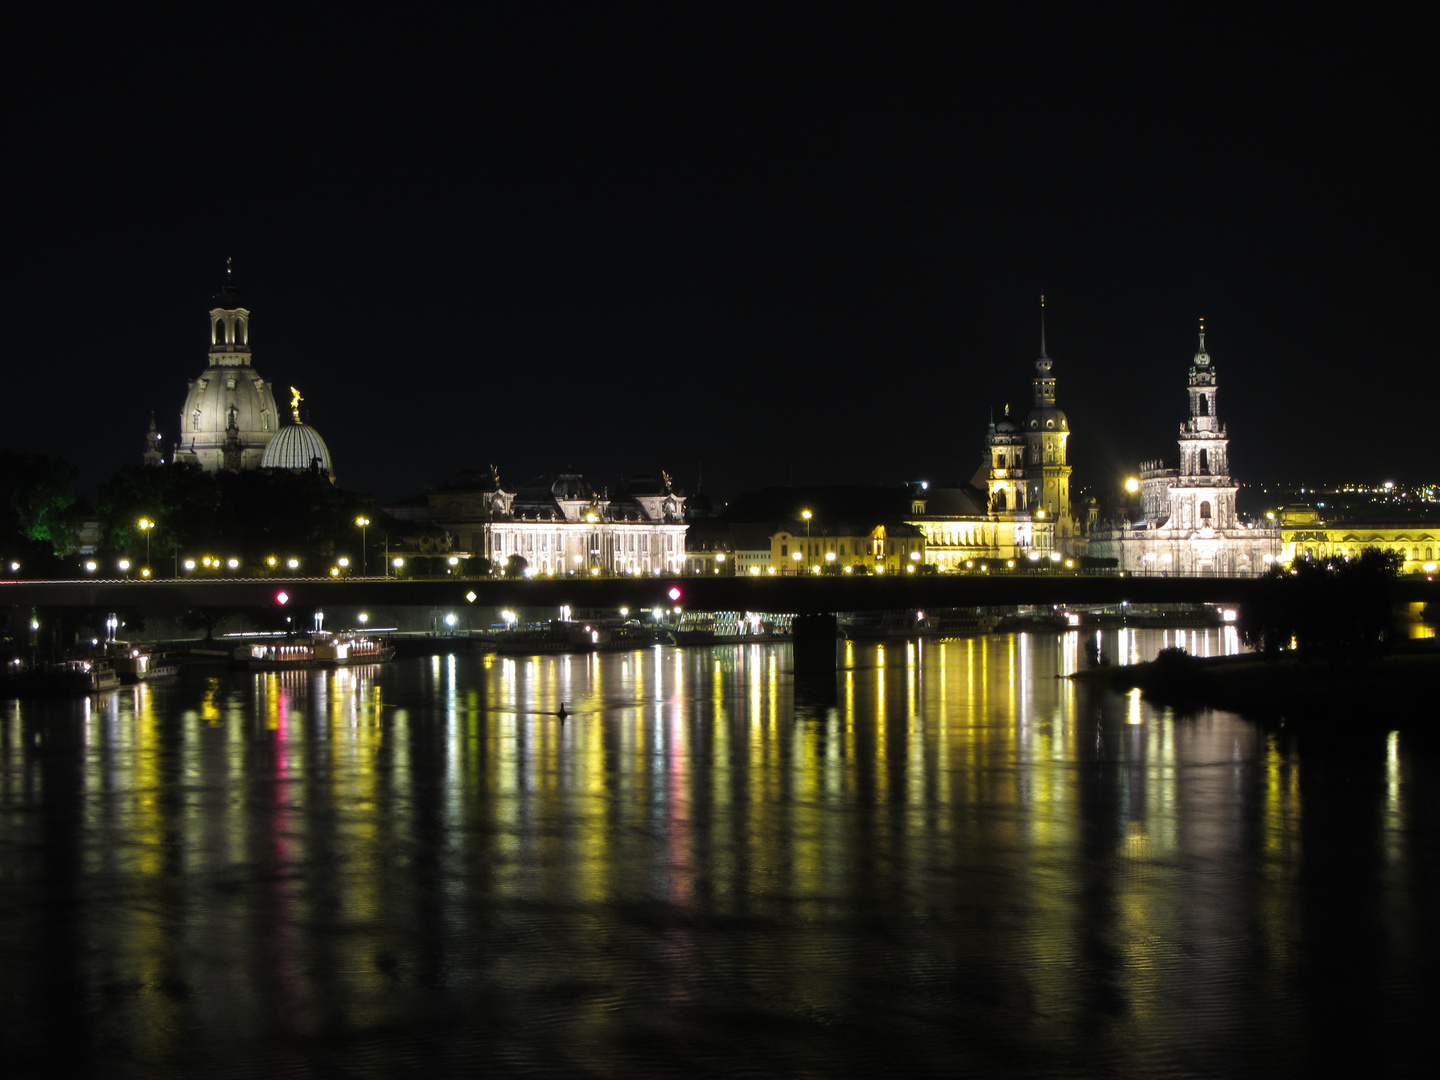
[791,613,839,678]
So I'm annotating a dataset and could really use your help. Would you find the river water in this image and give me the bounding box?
[2,628,1435,1078]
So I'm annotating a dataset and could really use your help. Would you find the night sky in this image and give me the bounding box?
[8,6,1434,505]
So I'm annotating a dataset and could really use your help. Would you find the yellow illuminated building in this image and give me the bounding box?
[1279,506,1440,572]
[769,522,925,574]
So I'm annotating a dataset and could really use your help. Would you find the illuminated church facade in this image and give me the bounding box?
[1089,324,1280,574]
[907,304,1086,568]
[156,264,335,480]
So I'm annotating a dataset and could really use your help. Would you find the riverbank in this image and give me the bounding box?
[1074,640,1440,728]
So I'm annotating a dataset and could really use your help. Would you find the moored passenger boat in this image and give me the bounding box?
[3,658,120,695]
[233,632,395,670]
[107,642,180,683]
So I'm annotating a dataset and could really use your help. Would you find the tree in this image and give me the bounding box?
[1240,547,1403,663]
[93,461,218,562]
[0,448,82,559]
[176,606,238,641]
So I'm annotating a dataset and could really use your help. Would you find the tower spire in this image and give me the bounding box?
[1040,293,1048,359]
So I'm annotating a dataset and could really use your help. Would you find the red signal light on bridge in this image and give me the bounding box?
[275,591,290,606]
[667,587,681,602]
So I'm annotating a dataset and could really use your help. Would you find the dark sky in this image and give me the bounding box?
[7,6,1434,504]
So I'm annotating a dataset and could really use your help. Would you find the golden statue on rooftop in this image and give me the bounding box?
[289,386,303,423]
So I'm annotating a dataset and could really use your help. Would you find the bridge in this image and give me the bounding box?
[3,572,1434,613]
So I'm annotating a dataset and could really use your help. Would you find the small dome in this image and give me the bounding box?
[551,473,587,499]
[261,422,334,478]
[994,417,1019,434]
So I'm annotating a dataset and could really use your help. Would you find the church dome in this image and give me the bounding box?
[177,364,280,470]
[261,422,334,479]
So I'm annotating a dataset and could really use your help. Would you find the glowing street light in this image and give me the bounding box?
[1124,477,1140,495]
[355,516,370,575]
[137,517,154,569]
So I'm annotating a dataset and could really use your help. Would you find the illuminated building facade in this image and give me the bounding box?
[770,522,926,575]
[420,470,688,575]
[154,264,337,480]
[259,388,336,482]
[1279,507,1439,573]
[1090,324,1280,574]
[171,263,282,472]
[909,304,1080,566]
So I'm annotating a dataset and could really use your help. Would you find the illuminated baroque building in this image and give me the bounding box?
[1278,508,1439,574]
[157,263,336,479]
[909,302,1084,568]
[1090,324,1279,574]
[170,264,282,472]
[769,523,926,574]
[413,469,688,575]
[260,388,335,481]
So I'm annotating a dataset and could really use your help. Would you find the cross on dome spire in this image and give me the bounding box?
[1040,293,1048,359]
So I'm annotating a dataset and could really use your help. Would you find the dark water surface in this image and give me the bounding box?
[2,630,1436,1078]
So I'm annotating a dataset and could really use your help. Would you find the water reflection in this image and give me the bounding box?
[1,629,1434,1078]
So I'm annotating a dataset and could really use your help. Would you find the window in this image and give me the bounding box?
[1200,500,1212,520]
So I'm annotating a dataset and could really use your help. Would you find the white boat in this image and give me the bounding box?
[5,659,120,695]
[233,632,395,670]
[107,642,180,683]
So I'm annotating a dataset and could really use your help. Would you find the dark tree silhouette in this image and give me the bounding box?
[1240,548,1404,663]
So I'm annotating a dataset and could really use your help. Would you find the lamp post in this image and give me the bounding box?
[801,509,812,572]
[355,516,370,576]
[137,518,153,572]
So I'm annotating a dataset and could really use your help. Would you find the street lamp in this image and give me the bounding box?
[801,509,812,569]
[137,518,154,571]
[355,516,370,575]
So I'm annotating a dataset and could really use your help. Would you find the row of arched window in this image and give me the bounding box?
[212,318,249,345]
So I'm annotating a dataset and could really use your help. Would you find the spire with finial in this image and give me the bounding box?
[1194,317,1210,366]
[1040,293,1048,359]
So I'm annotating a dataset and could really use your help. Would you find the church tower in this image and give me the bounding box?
[1022,297,1074,552]
[985,406,1027,516]
[1148,320,1238,532]
[173,261,281,472]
